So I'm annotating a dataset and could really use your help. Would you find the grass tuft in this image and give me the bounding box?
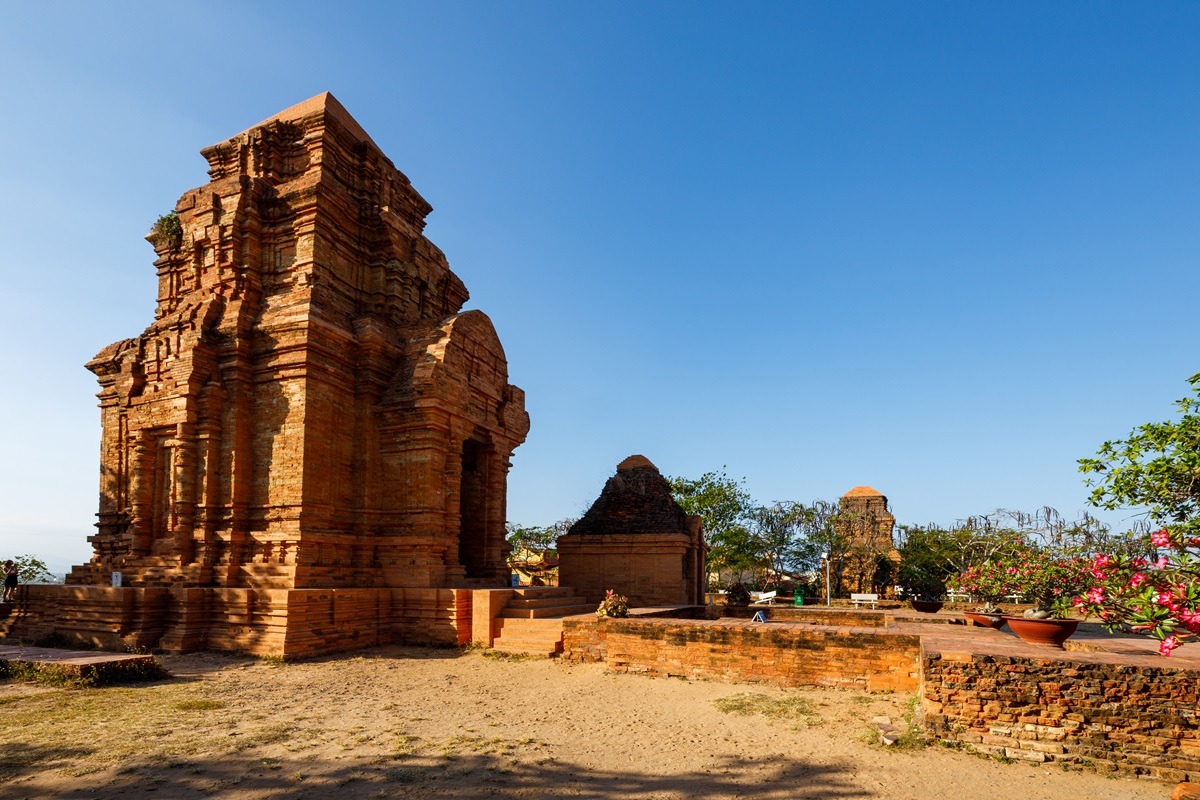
[713,692,823,727]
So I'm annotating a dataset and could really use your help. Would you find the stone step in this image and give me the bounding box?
[500,603,594,619]
[505,595,591,610]
[494,617,568,632]
[510,587,577,598]
[491,616,566,657]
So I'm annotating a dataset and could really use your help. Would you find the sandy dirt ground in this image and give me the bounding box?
[0,646,1168,800]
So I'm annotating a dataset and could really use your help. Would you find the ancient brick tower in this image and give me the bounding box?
[837,486,899,595]
[6,94,529,657]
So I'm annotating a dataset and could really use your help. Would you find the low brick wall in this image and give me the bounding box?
[922,650,1200,782]
[562,616,607,663]
[719,606,889,628]
[565,617,920,691]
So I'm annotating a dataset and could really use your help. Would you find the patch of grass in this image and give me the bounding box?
[482,650,534,662]
[891,696,928,749]
[391,734,422,759]
[236,723,295,750]
[258,655,287,668]
[712,692,823,727]
[174,699,226,711]
[385,767,423,784]
[439,734,518,757]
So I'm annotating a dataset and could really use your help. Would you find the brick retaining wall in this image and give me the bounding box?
[922,650,1200,782]
[564,617,920,691]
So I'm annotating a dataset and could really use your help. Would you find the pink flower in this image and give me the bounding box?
[1129,573,1147,589]
[1154,556,1169,569]
[1086,586,1105,604]
[1159,635,1180,657]
[1151,529,1171,547]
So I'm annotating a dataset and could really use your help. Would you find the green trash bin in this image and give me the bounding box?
[793,593,804,606]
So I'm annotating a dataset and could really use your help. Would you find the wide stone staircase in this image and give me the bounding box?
[490,587,594,657]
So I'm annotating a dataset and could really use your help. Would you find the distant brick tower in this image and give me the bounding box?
[837,486,899,595]
[6,94,529,657]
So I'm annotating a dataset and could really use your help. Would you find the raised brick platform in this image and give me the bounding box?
[0,645,163,685]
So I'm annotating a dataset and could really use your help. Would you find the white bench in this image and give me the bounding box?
[750,591,777,605]
[850,593,879,609]
[946,590,971,603]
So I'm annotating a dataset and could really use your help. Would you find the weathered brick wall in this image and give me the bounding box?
[717,606,889,628]
[562,616,607,663]
[923,651,1200,782]
[564,617,920,691]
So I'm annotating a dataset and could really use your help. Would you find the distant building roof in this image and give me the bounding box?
[842,485,884,498]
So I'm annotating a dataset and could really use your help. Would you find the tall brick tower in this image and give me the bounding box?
[7,94,529,657]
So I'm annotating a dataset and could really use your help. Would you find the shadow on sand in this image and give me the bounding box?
[2,746,868,800]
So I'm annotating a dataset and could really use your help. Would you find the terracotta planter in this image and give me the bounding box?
[1005,615,1078,646]
[910,600,944,613]
[964,611,1007,630]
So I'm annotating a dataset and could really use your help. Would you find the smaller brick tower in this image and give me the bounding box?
[837,486,899,595]
[557,455,707,607]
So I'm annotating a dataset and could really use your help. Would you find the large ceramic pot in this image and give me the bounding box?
[911,600,944,613]
[1005,616,1078,646]
[964,611,1007,630]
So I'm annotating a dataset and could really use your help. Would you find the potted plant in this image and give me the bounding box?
[947,562,1010,629]
[898,563,945,613]
[596,589,629,619]
[1002,549,1089,646]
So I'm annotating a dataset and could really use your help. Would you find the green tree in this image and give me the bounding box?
[505,520,573,555]
[747,502,804,589]
[668,469,755,588]
[10,555,57,584]
[1080,372,1200,537]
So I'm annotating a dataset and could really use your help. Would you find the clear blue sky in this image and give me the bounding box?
[1,2,1196,573]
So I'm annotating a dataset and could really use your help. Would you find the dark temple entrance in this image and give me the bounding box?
[458,438,489,579]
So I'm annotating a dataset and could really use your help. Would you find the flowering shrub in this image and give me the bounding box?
[946,561,1012,612]
[1073,527,1200,656]
[1009,549,1090,618]
[947,548,1089,618]
[596,589,629,619]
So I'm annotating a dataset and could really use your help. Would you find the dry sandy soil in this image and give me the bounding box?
[0,646,1167,800]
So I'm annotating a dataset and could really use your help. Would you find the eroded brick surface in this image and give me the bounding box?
[923,650,1200,783]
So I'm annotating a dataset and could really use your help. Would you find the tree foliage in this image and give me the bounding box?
[668,469,752,546]
[669,469,755,585]
[11,555,57,584]
[505,520,573,555]
[1080,372,1200,538]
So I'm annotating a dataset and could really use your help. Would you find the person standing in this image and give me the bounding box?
[2,560,17,603]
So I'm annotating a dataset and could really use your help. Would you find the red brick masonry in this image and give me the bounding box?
[564,615,921,692]
[563,609,1200,784]
[923,650,1200,782]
